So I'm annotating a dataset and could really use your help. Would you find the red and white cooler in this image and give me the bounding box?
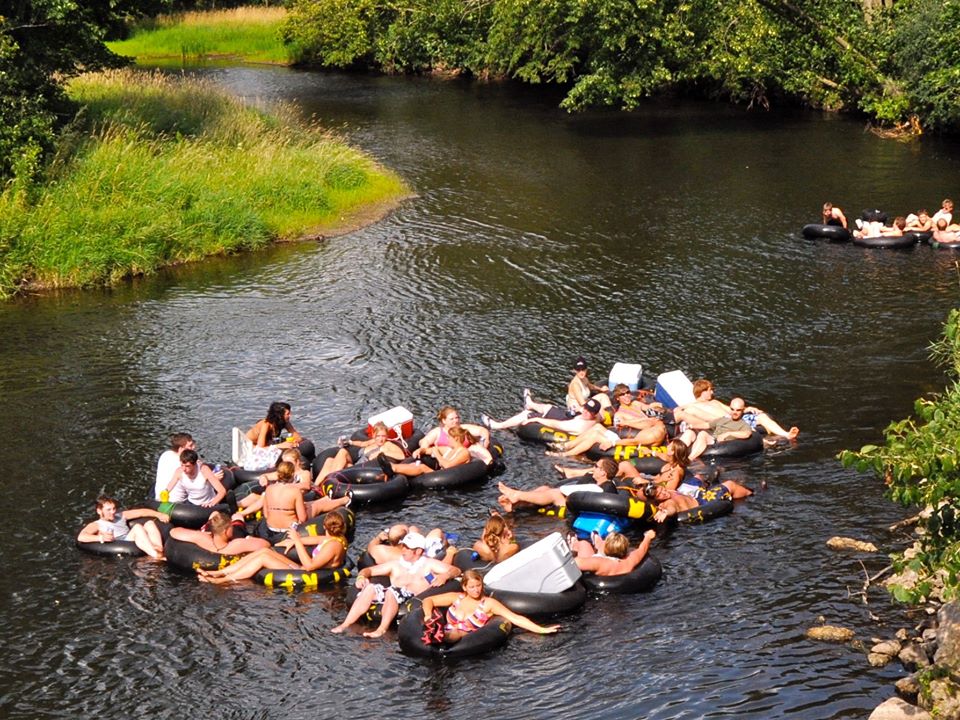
[366,406,415,441]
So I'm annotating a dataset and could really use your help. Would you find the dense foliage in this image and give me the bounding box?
[839,309,960,603]
[280,0,960,130]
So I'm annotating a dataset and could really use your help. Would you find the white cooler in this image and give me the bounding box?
[483,532,581,593]
[367,406,414,440]
[654,370,695,409]
[608,362,644,392]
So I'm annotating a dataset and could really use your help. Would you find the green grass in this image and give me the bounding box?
[0,69,409,297]
[107,7,293,64]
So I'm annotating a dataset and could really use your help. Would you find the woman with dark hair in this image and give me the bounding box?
[197,512,348,584]
[247,401,300,449]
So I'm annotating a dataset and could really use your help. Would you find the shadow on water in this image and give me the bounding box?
[1,66,958,718]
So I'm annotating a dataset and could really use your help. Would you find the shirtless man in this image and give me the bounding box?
[675,379,799,441]
[496,458,619,512]
[822,202,847,228]
[933,219,960,244]
[643,482,745,523]
[331,532,460,638]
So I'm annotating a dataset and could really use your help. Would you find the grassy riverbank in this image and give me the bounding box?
[0,69,409,297]
[107,7,292,65]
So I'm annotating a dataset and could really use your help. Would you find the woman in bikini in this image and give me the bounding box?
[417,405,491,455]
[197,512,348,584]
[379,426,485,478]
[420,570,559,643]
[314,422,406,482]
[618,438,690,487]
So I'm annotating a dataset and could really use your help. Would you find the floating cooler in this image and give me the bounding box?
[483,532,581,593]
[572,513,628,539]
[654,370,695,409]
[608,362,644,392]
[366,406,415,440]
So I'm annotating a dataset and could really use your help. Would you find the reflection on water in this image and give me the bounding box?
[1,66,958,718]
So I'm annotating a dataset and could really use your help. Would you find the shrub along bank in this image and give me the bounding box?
[0,69,409,298]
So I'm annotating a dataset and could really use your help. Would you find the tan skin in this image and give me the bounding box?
[497,460,613,512]
[384,428,471,477]
[472,515,519,563]
[421,574,559,642]
[315,426,405,481]
[197,523,347,584]
[165,458,228,508]
[169,513,270,555]
[77,502,169,559]
[572,530,656,576]
[246,407,300,449]
[418,407,491,453]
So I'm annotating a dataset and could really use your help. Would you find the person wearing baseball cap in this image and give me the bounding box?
[332,530,460,638]
[566,357,609,414]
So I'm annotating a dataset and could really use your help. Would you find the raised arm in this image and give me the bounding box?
[485,597,560,634]
[200,465,227,507]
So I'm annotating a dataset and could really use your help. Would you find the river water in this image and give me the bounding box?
[2,67,960,718]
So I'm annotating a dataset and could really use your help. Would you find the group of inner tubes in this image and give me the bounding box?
[76,369,796,659]
[802,199,960,249]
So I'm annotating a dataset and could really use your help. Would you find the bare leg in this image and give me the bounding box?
[722,480,753,499]
[497,481,565,508]
[753,413,799,440]
[332,584,379,633]
[487,409,535,431]
[127,525,163,559]
[364,592,399,638]
[306,495,351,518]
[316,449,352,481]
[684,431,712,461]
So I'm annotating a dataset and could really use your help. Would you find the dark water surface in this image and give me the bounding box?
[3,67,960,718]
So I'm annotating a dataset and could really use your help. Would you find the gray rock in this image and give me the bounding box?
[935,602,960,671]
[873,639,904,656]
[927,678,960,719]
[895,675,921,700]
[868,697,931,720]
[898,642,930,670]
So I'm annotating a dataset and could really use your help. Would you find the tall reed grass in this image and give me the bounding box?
[108,7,292,64]
[0,69,409,297]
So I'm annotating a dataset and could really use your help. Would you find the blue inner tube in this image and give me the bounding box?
[397,604,512,659]
[699,432,763,460]
[565,488,655,522]
[318,465,410,505]
[484,582,587,618]
[852,234,917,250]
[580,555,663,594]
[802,224,850,242]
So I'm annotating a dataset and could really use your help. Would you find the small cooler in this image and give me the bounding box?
[654,370,695,409]
[483,532,581,593]
[572,513,628,539]
[608,362,644,392]
[367,406,415,441]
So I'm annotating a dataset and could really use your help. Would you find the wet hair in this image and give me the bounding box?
[95,495,118,511]
[595,458,618,478]
[169,432,193,450]
[323,512,347,538]
[482,514,511,558]
[437,406,460,424]
[603,532,629,559]
[460,569,484,590]
[276,461,296,482]
[207,511,231,536]
[692,379,713,397]
[893,216,906,230]
[822,202,833,213]
[265,402,291,435]
[179,448,199,465]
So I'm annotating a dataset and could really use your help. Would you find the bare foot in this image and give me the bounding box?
[497,495,514,513]
[363,628,387,638]
[330,625,347,634]
[787,426,800,440]
[497,482,520,504]
[544,450,565,458]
